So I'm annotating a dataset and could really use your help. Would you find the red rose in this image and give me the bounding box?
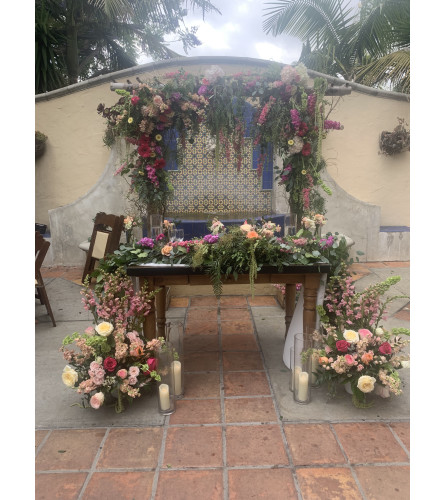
[103,357,117,372]
[143,357,157,375]
[301,143,311,156]
[378,342,392,355]
[336,340,349,353]
[131,95,140,105]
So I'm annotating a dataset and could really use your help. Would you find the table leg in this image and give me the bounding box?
[284,283,297,338]
[142,277,157,340]
[302,274,321,348]
[156,285,167,339]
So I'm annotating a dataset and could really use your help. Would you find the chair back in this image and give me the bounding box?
[35,231,50,283]
[82,212,125,283]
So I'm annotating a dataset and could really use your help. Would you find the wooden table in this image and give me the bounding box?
[126,264,330,340]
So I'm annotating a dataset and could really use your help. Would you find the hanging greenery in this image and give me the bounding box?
[98,63,343,224]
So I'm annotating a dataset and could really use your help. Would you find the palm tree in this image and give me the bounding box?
[35,0,221,94]
[262,0,410,93]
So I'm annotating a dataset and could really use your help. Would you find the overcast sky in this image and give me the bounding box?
[139,0,361,66]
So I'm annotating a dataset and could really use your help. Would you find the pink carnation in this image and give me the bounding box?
[129,366,140,377]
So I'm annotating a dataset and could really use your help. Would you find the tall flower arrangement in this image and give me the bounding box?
[60,268,166,412]
[98,64,342,220]
[305,269,410,407]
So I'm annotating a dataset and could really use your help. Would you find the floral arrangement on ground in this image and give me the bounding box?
[93,214,352,297]
[60,268,174,412]
[98,63,342,225]
[304,268,410,408]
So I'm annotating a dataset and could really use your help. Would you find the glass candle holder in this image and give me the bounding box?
[289,347,295,392]
[293,332,312,404]
[151,226,163,240]
[156,345,176,415]
[150,214,163,228]
[166,322,184,399]
[311,350,320,388]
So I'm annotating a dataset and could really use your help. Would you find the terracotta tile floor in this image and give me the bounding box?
[37,264,410,499]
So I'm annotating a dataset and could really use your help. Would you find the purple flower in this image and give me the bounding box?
[319,236,334,248]
[170,92,182,101]
[324,120,342,130]
[203,234,219,244]
[290,109,300,130]
[198,85,209,96]
[138,237,154,248]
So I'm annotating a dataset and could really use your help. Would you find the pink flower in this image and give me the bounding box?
[325,346,332,354]
[129,366,140,377]
[357,364,364,371]
[131,95,140,105]
[84,326,95,336]
[359,329,373,339]
[128,376,138,385]
[143,357,157,375]
[344,354,355,366]
[90,392,105,409]
[117,369,127,379]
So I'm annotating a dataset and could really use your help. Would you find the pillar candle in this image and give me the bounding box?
[311,353,319,384]
[172,360,182,396]
[298,372,309,401]
[293,366,302,391]
[159,383,170,411]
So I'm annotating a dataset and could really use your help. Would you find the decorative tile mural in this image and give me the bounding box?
[165,126,273,216]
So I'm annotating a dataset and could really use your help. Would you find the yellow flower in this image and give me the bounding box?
[139,170,144,175]
[62,366,78,387]
[150,152,156,157]
[288,139,294,146]
[301,169,307,175]
[155,134,162,141]
[95,322,114,337]
[128,117,133,124]
[357,375,376,393]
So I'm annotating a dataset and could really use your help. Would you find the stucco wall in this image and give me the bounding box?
[35,56,409,229]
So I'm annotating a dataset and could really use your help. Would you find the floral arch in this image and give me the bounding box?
[98,63,343,229]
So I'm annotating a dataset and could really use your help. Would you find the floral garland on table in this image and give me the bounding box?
[94,217,352,298]
[97,64,342,220]
[303,269,410,408]
[60,268,171,413]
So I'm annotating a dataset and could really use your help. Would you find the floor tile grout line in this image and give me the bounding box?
[386,422,410,458]
[329,424,368,500]
[217,298,229,500]
[249,300,304,500]
[35,429,52,458]
[77,427,110,500]
[150,414,170,500]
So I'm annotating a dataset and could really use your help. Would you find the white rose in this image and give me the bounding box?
[357,375,376,393]
[375,327,384,336]
[401,360,410,368]
[95,322,114,337]
[343,329,359,343]
[62,365,78,387]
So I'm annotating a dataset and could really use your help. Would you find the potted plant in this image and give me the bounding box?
[35,131,48,158]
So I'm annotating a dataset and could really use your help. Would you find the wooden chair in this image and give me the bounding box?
[35,231,56,327]
[81,212,125,283]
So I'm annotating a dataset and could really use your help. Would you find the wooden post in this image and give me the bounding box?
[142,277,157,340]
[302,274,321,349]
[156,285,167,339]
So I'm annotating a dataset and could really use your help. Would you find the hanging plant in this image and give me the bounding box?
[379,118,410,156]
[35,131,48,159]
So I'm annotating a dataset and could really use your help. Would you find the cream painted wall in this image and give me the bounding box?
[35,57,409,228]
[323,92,409,226]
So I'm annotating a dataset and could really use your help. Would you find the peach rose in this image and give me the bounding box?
[161,245,173,256]
[246,230,259,239]
[319,356,329,364]
[240,220,252,232]
[361,351,374,364]
[90,392,105,409]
